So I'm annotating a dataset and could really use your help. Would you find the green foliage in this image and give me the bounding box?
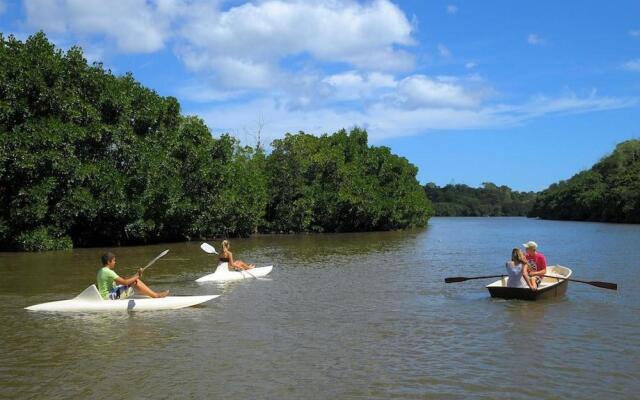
[0,33,268,250]
[424,182,537,216]
[16,227,73,251]
[265,128,432,232]
[530,140,640,223]
[424,182,536,217]
[0,33,431,250]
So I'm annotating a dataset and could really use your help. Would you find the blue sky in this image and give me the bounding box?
[1,0,639,191]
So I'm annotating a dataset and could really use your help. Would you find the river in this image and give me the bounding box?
[1,217,638,399]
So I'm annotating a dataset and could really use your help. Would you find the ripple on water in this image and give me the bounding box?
[1,219,639,399]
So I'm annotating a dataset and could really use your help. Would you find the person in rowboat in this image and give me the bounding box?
[219,240,255,271]
[96,252,169,300]
[523,241,547,288]
[506,248,537,289]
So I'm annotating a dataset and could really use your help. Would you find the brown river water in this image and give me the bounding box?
[1,217,638,399]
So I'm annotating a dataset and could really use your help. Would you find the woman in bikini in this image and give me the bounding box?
[219,240,255,271]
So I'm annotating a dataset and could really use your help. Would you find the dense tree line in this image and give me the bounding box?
[529,140,640,223]
[0,33,431,251]
[424,182,537,216]
[266,129,432,233]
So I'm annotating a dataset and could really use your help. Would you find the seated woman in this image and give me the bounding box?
[219,240,255,271]
[506,248,536,289]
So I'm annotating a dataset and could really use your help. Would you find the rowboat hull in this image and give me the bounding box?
[486,265,572,301]
[25,285,219,312]
[196,263,273,282]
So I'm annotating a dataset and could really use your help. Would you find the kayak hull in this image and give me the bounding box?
[486,265,572,301]
[196,263,273,282]
[25,285,219,312]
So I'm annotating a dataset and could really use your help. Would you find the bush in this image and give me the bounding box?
[16,227,73,251]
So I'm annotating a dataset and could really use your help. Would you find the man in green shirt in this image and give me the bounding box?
[97,252,169,300]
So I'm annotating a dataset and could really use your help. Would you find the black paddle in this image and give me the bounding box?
[543,275,617,290]
[444,275,506,283]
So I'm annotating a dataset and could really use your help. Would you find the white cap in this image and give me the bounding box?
[522,241,538,249]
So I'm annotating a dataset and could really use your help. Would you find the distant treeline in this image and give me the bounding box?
[0,33,432,251]
[424,182,537,216]
[529,139,640,223]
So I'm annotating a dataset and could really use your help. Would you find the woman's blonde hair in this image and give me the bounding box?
[511,248,527,265]
[222,240,230,252]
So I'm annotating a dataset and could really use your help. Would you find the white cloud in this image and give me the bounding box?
[23,0,171,53]
[322,71,396,101]
[82,45,106,64]
[195,89,635,144]
[499,90,635,119]
[177,83,247,103]
[629,30,640,37]
[438,44,451,58]
[177,0,416,89]
[395,75,486,109]
[446,5,458,15]
[527,33,544,46]
[622,59,640,71]
[21,0,416,92]
[18,0,635,145]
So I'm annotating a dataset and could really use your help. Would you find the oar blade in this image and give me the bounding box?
[589,281,618,290]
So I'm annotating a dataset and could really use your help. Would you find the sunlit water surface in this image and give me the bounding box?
[1,217,638,399]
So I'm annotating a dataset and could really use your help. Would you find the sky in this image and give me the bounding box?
[1,0,639,191]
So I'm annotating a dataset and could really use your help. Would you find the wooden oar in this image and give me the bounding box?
[444,275,505,283]
[543,275,617,290]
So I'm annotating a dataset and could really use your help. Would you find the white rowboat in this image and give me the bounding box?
[486,265,572,300]
[25,285,219,312]
[195,262,273,283]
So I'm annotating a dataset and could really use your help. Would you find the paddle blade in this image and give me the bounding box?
[445,277,468,283]
[200,242,218,254]
[589,281,618,290]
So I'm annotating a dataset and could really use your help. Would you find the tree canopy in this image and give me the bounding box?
[266,129,432,233]
[0,33,432,251]
[529,139,640,223]
[424,182,537,216]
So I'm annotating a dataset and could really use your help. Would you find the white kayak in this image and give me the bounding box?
[25,285,219,312]
[196,262,273,283]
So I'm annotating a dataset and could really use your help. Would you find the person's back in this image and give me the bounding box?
[220,240,255,270]
[219,248,231,263]
[506,248,534,289]
[505,261,528,288]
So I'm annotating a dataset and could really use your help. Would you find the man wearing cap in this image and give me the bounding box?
[523,241,547,289]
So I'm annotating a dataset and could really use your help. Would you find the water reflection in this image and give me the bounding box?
[1,218,638,399]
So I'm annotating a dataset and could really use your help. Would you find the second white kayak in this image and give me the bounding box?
[25,285,219,312]
[196,262,273,282]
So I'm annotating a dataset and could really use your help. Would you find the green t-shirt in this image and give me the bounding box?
[96,267,120,299]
